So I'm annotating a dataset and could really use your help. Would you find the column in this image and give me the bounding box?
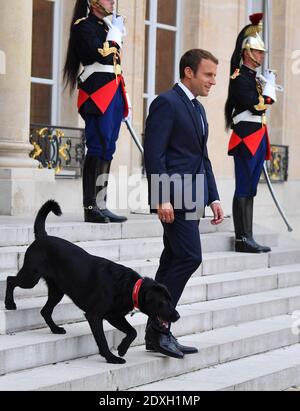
[0,0,55,216]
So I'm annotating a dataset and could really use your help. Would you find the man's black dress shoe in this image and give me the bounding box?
[170,333,198,354]
[145,333,184,359]
[146,333,198,355]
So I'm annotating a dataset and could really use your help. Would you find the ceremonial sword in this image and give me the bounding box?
[262,0,293,232]
[125,120,144,155]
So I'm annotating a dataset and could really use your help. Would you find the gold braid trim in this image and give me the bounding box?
[254,78,267,111]
[98,42,118,58]
[74,17,87,25]
[254,95,267,111]
[231,69,240,80]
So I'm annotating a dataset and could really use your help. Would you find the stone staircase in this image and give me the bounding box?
[0,215,300,391]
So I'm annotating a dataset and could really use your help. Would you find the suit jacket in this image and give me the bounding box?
[144,83,220,213]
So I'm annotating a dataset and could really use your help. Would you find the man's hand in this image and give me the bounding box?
[210,202,224,225]
[157,203,175,224]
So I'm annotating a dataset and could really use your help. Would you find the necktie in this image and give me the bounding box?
[192,98,206,136]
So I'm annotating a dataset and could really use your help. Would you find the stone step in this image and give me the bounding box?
[0,279,47,301]
[0,258,161,283]
[132,343,300,392]
[1,258,300,308]
[0,315,298,390]
[1,246,298,300]
[0,217,233,247]
[183,263,300,304]
[0,232,280,274]
[0,259,160,297]
[202,247,300,276]
[0,295,82,334]
[1,279,300,336]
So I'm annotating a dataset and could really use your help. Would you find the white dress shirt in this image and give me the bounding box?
[177,82,220,207]
[178,82,205,134]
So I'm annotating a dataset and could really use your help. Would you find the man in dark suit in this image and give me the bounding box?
[144,49,224,359]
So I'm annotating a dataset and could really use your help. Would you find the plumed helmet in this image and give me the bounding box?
[225,14,266,130]
[230,13,266,75]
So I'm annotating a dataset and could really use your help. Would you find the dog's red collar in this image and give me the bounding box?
[132,279,143,309]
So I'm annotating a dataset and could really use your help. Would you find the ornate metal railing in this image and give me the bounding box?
[263,144,289,183]
[29,124,86,178]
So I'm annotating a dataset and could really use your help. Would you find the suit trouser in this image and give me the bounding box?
[155,212,202,307]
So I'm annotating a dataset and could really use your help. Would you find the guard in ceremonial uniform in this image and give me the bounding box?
[225,14,278,253]
[64,0,130,223]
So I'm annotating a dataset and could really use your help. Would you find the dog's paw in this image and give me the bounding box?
[118,333,136,357]
[106,355,126,365]
[51,326,66,335]
[117,343,129,357]
[5,302,17,311]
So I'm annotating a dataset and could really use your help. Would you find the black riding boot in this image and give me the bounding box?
[95,159,128,223]
[233,197,261,253]
[82,156,110,224]
[245,197,271,253]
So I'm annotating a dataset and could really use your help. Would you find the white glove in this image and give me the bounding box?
[264,70,276,85]
[262,70,277,103]
[123,107,132,124]
[106,15,125,48]
[123,93,132,123]
[112,15,126,36]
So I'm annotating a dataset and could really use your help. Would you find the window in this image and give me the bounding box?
[143,0,182,125]
[30,0,61,124]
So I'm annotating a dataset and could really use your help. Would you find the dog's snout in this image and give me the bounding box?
[172,310,180,323]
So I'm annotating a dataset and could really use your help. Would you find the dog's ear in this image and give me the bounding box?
[152,282,171,300]
[142,278,171,300]
[161,285,171,300]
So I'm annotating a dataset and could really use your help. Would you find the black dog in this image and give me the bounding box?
[5,200,179,364]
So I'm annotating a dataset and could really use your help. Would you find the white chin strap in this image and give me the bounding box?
[245,49,261,68]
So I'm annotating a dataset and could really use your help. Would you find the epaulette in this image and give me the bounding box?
[74,17,87,25]
[230,69,240,80]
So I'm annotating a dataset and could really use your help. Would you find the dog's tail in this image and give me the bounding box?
[34,200,62,240]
